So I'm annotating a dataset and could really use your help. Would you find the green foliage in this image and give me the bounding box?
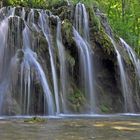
[95,0,140,55]
[46,0,67,9]
[24,117,47,123]
[6,0,48,8]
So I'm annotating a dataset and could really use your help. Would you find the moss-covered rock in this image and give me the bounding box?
[62,19,74,46]
[88,6,101,32]
[93,28,115,56]
[24,117,47,123]
[68,88,85,112]
[51,6,72,21]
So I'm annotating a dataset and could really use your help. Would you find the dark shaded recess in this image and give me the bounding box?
[93,39,123,112]
[32,80,45,115]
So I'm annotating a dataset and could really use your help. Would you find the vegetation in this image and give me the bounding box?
[24,117,47,123]
[2,0,140,55]
[68,89,85,112]
[3,0,48,8]
[95,0,140,55]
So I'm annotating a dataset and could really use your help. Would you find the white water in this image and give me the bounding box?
[0,19,9,81]
[38,11,60,114]
[0,7,59,115]
[0,18,9,114]
[0,15,22,114]
[120,38,140,108]
[108,36,134,112]
[24,48,55,115]
[21,7,25,19]
[56,17,68,113]
[66,0,70,5]
[73,28,95,113]
[0,5,139,116]
[0,7,56,115]
[120,38,140,80]
[21,25,55,115]
[74,3,95,113]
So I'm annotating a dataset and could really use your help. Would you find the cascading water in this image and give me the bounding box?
[56,17,68,113]
[108,36,134,112]
[120,38,140,108]
[120,38,140,81]
[22,47,55,115]
[38,11,60,114]
[75,3,90,41]
[0,19,9,81]
[73,3,96,113]
[0,18,10,114]
[0,3,139,116]
[0,7,56,115]
[21,25,55,115]
[66,0,70,5]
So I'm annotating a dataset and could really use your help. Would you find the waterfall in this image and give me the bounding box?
[21,7,25,19]
[20,25,55,115]
[120,38,140,108]
[74,3,90,41]
[0,18,9,81]
[0,4,139,116]
[120,38,140,81]
[38,11,60,114]
[74,3,96,113]
[23,48,55,115]
[66,0,70,6]
[0,7,56,115]
[108,36,134,112]
[0,18,9,114]
[56,17,68,113]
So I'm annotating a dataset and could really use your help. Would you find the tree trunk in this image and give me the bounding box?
[122,0,125,22]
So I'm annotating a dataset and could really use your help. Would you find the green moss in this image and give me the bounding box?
[94,28,115,55]
[59,6,71,20]
[100,104,110,113]
[88,6,101,32]
[68,89,85,112]
[24,117,47,123]
[62,19,74,45]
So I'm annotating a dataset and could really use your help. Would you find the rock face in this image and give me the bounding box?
[0,2,139,116]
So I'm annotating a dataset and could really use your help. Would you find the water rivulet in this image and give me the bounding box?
[0,3,140,116]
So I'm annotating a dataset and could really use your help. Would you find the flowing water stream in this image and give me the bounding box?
[108,36,134,112]
[74,3,96,113]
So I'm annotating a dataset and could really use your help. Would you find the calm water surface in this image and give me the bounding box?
[0,115,140,140]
